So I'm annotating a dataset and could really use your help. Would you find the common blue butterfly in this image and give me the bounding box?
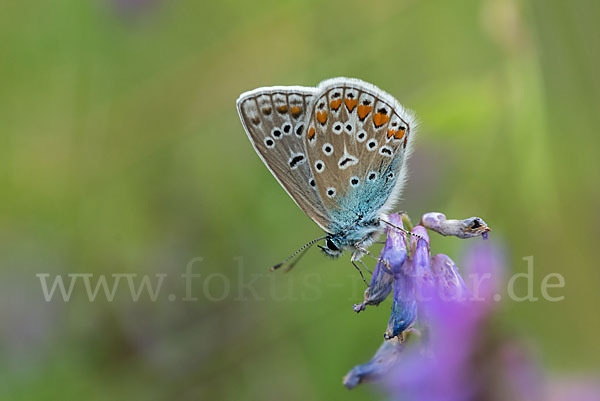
[237,78,417,272]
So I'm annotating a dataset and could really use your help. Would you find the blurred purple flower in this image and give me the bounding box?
[385,242,502,401]
[546,376,600,401]
[107,0,158,18]
[431,254,468,301]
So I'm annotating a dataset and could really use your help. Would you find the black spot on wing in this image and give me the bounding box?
[289,154,305,169]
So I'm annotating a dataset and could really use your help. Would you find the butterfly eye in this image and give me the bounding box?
[326,238,339,251]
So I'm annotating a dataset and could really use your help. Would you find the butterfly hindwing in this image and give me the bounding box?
[237,86,331,231]
[304,78,417,225]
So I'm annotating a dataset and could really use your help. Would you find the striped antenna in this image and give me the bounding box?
[271,235,327,272]
[379,217,425,240]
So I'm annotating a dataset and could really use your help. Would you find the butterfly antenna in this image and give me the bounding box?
[379,217,425,240]
[271,236,327,272]
[283,246,311,273]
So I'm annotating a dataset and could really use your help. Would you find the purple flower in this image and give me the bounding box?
[385,224,431,340]
[431,254,469,301]
[346,213,596,401]
[346,213,475,388]
[353,214,406,313]
[345,212,504,398]
[343,337,406,389]
[354,214,470,339]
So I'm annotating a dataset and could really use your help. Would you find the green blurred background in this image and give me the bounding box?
[1,0,599,399]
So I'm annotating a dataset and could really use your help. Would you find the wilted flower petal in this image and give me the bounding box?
[343,338,405,389]
[385,271,418,340]
[421,212,491,239]
[353,259,393,312]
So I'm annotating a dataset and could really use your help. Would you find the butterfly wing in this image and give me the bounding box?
[237,86,331,231]
[303,78,417,225]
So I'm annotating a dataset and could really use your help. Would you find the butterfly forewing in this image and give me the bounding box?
[237,86,331,231]
[304,78,416,218]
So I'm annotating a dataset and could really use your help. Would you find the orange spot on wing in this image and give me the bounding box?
[394,128,406,140]
[316,110,328,124]
[344,98,358,112]
[330,99,342,110]
[277,105,288,113]
[307,127,316,140]
[290,106,302,116]
[357,105,373,120]
[403,136,408,148]
[387,129,396,139]
[373,113,389,128]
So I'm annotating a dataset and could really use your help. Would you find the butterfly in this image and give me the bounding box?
[236,78,417,274]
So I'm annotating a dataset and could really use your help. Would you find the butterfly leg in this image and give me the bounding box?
[357,259,372,275]
[355,246,393,275]
[351,260,369,286]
